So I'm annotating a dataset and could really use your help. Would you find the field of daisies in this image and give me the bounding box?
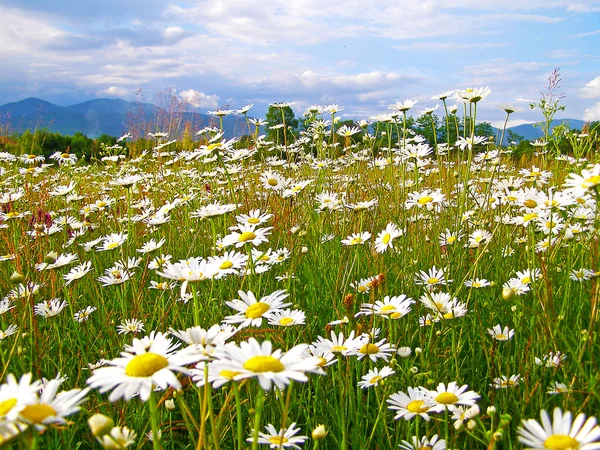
[0,86,599,450]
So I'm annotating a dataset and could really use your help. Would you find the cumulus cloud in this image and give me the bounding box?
[163,26,185,39]
[97,86,130,97]
[179,89,220,108]
[581,76,600,98]
[584,102,600,121]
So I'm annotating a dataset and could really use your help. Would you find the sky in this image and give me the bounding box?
[0,0,599,127]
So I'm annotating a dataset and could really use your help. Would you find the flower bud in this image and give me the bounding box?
[502,286,514,301]
[88,414,114,438]
[467,420,477,430]
[301,246,308,254]
[44,251,58,264]
[487,406,497,416]
[312,424,327,440]
[10,271,25,284]
[165,399,175,410]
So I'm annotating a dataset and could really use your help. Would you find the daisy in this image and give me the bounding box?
[208,251,249,275]
[357,294,414,320]
[136,238,165,254]
[487,325,515,341]
[222,225,273,248]
[98,426,138,449]
[267,309,306,327]
[34,298,67,318]
[170,324,237,360]
[563,163,600,197]
[387,387,437,421]
[0,324,18,341]
[405,189,445,211]
[63,261,93,285]
[547,382,570,395]
[214,338,322,390]
[156,257,218,297]
[350,276,379,294]
[467,229,492,248]
[517,408,600,450]
[223,290,291,329]
[429,382,480,412]
[248,422,308,449]
[87,331,200,402]
[415,266,452,290]
[117,319,145,335]
[374,223,403,253]
[190,203,237,219]
[357,366,395,389]
[491,375,521,389]
[341,231,371,246]
[438,229,463,247]
[74,306,97,323]
[18,378,89,431]
[96,233,128,252]
[535,351,567,368]
[464,278,491,288]
[314,331,365,357]
[0,373,41,424]
[353,337,395,362]
[399,435,446,450]
[235,209,273,227]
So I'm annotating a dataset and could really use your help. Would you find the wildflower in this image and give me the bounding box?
[96,233,128,252]
[487,325,515,341]
[222,225,273,248]
[399,435,446,450]
[248,422,308,449]
[374,223,403,253]
[211,338,322,390]
[517,408,600,450]
[357,366,395,389]
[491,375,521,389]
[353,337,395,362]
[341,231,371,246]
[74,306,97,323]
[136,238,165,254]
[223,290,291,329]
[34,298,67,318]
[267,309,306,327]
[388,387,436,421]
[357,295,414,319]
[87,331,199,402]
[429,382,480,412]
[314,331,364,356]
[415,266,452,290]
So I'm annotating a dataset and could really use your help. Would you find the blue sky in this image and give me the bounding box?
[1,0,599,127]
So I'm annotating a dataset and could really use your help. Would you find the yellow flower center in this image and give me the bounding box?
[269,436,289,445]
[219,370,241,379]
[543,434,579,449]
[418,196,434,205]
[359,344,380,355]
[585,175,600,187]
[447,236,456,244]
[369,375,383,384]
[350,238,362,245]
[279,317,294,326]
[245,302,270,319]
[331,345,347,353]
[523,213,538,222]
[382,233,391,244]
[243,356,284,373]
[390,312,403,319]
[238,231,256,242]
[27,154,36,159]
[427,277,439,285]
[267,179,278,186]
[125,353,169,377]
[0,398,17,417]
[435,392,459,404]
[521,276,531,284]
[106,242,120,249]
[220,261,234,269]
[97,201,107,208]
[443,312,454,319]
[61,153,70,158]
[20,404,56,424]
[507,195,518,202]
[358,286,368,293]
[407,400,429,413]
[247,218,260,224]
[472,282,482,288]
[380,305,396,314]
[316,357,327,367]
[496,334,507,340]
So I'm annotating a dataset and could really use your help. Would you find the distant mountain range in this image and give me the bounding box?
[0,97,588,142]
[0,98,248,139]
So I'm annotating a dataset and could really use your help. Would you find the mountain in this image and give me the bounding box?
[495,119,586,145]
[0,98,247,139]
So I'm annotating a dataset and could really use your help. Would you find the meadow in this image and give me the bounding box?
[0,86,599,450]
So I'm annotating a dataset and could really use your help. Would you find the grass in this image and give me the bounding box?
[0,95,599,450]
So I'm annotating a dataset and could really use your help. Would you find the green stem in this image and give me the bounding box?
[148,390,162,450]
[252,388,266,450]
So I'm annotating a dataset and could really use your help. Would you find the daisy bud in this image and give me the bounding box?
[299,230,308,237]
[397,347,412,358]
[410,366,419,374]
[502,286,514,300]
[312,424,327,440]
[165,399,175,410]
[301,246,308,254]
[415,347,422,354]
[44,251,58,264]
[487,406,497,416]
[10,271,25,284]
[88,414,114,438]
[467,420,477,430]
[493,432,503,441]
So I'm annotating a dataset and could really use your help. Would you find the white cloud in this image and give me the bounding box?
[97,86,130,97]
[299,71,406,89]
[163,26,185,39]
[570,29,600,38]
[179,89,220,108]
[583,102,600,121]
[581,76,600,98]
[567,3,600,12]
